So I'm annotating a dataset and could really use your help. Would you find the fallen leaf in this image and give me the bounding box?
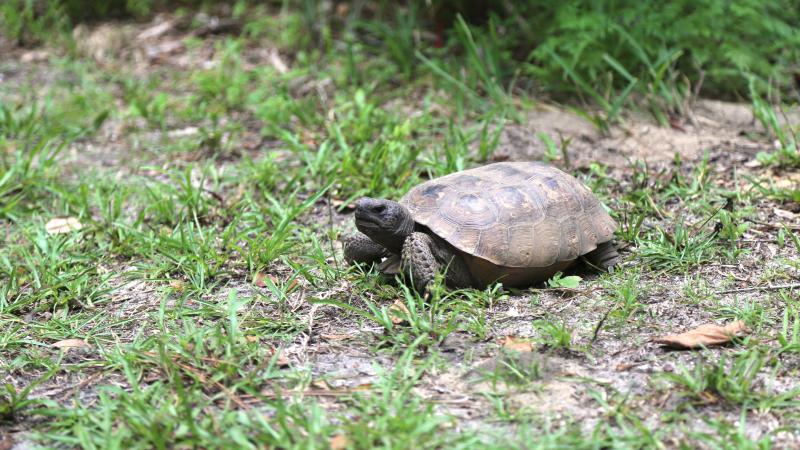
[311,380,331,390]
[145,40,185,62]
[772,171,800,189]
[668,118,686,132]
[615,363,635,371]
[500,336,533,352]
[253,272,272,288]
[169,280,185,292]
[491,153,510,162]
[267,48,289,74]
[270,347,290,367]
[320,334,351,341]
[245,335,259,343]
[744,159,761,168]
[330,198,355,210]
[774,208,797,220]
[334,2,350,17]
[654,320,748,349]
[52,338,89,349]
[329,434,349,450]
[167,126,199,138]
[700,391,719,404]
[547,272,582,289]
[0,434,14,450]
[136,19,176,40]
[389,300,410,324]
[21,49,49,63]
[45,217,83,234]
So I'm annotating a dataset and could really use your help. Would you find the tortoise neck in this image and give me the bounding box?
[378,207,415,253]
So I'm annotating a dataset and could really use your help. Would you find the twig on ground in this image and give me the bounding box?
[257,386,371,399]
[716,283,800,294]
[754,220,800,231]
[591,307,614,343]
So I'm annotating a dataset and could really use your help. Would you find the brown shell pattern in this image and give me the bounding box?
[400,162,617,268]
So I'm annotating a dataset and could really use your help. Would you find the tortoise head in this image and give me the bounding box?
[354,197,415,252]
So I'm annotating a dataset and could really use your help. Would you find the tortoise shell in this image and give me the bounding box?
[400,162,616,268]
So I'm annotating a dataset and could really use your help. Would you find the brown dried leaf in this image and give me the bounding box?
[329,434,349,450]
[245,335,259,343]
[267,48,289,74]
[311,380,331,390]
[145,40,185,63]
[21,49,49,63]
[320,334,351,341]
[0,434,14,450]
[52,338,89,349]
[253,272,278,287]
[615,363,635,371]
[253,272,271,288]
[330,198,355,210]
[169,280,185,292]
[45,217,83,234]
[137,19,176,41]
[500,336,533,352]
[654,320,749,349]
[772,171,800,189]
[743,159,762,168]
[389,300,410,324]
[774,207,797,220]
[270,347,290,367]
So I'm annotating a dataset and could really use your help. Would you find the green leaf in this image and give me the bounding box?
[547,272,582,289]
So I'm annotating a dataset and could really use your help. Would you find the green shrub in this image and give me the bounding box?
[518,0,800,98]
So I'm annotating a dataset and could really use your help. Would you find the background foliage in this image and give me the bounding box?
[3,0,799,101]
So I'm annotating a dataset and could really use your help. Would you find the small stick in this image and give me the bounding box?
[716,283,800,295]
[326,193,341,274]
[591,307,614,344]
[754,220,800,231]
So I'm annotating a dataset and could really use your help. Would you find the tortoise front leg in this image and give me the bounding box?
[401,232,473,293]
[342,232,389,265]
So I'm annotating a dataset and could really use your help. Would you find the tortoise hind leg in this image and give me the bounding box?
[583,241,621,271]
[402,232,473,293]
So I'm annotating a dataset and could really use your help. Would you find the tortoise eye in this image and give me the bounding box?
[371,204,386,214]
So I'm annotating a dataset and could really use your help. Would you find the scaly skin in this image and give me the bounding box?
[401,232,473,293]
[342,231,389,265]
[583,241,620,271]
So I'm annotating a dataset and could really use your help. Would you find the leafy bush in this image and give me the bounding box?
[0,0,216,44]
[3,0,799,102]
[517,0,800,98]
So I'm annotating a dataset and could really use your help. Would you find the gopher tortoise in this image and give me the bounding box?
[343,162,619,292]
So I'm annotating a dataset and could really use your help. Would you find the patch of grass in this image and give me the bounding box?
[687,414,776,449]
[750,76,799,168]
[777,303,800,355]
[0,137,65,220]
[657,349,800,410]
[606,269,645,325]
[637,220,719,273]
[533,318,573,351]
[478,351,545,390]
[0,0,68,46]
[1,368,54,423]
[338,344,475,449]
[316,273,493,350]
